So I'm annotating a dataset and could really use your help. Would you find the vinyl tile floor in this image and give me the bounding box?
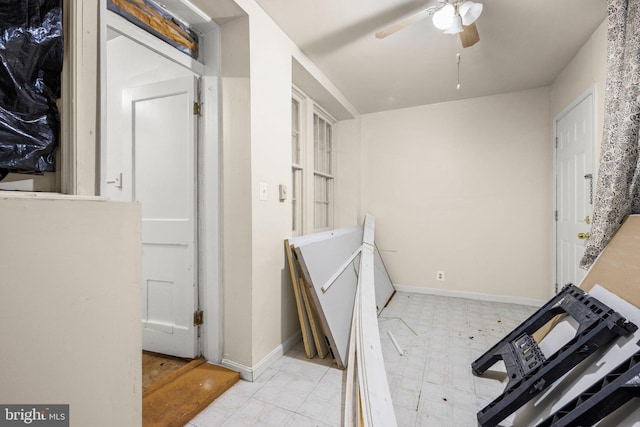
[188,292,536,427]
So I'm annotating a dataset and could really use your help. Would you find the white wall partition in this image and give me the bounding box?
[361,87,552,301]
[0,195,141,427]
[219,0,361,374]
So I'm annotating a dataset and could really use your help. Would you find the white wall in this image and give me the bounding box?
[246,7,299,367]
[218,0,362,375]
[220,16,254,369]
[215,1,606,372]
[0,195,141,427]
[361,87,552,302]
[335,119,363,227]
[20,0,601,390]
[551,19,607,162]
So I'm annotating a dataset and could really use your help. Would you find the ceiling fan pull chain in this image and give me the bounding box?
[456,53,461,90]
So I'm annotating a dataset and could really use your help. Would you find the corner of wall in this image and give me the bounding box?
[220,14,254,368]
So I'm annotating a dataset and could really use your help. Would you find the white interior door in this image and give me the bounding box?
[555,93,594,291]
[131,76,200,358]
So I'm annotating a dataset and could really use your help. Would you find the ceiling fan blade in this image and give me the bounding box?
[459,22,480,48]
[375,9,431,39]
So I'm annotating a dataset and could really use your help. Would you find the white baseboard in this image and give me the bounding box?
[393,284,546,307]
[220,330,302,382]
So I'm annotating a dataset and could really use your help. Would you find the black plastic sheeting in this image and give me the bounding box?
[0,0,63,180]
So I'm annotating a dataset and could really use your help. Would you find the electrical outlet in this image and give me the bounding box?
[436,271,445,281]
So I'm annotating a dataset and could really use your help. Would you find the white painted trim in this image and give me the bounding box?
[393,284,546,307]
[98,0,108,198]
[62,0,99,195]
[554,86,596,122]
[220,331,302,382]
[291,85,307,102]
[356,214,397,426]
[0,191,106,202]
[291,88,306,238]
[218,359,252,382]
[105,11,206,76]
[99,1,223,364]
[292,86,339,235]
[198,24,223,364]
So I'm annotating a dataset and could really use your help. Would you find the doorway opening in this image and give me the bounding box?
[100,8,223,362]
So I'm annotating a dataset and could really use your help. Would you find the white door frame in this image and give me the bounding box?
[552,86,595,295]
[98,3,223,362]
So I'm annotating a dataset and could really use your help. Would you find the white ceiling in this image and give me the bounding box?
[254,0,606,114]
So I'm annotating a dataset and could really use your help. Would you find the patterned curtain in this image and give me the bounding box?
[580,0,640,269]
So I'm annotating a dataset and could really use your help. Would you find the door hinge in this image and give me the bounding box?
[555,210,558,221]
[555,137,558,148]
[194,310,204,326]
[193,101,201,116]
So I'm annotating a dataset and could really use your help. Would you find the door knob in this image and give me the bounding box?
[578,232,590,240]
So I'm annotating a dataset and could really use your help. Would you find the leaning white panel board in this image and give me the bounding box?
[285,239,317,359]
[356,214,397,427]
[514,285,640,427]
[373,245,395,312]
[291,227,395,315]
[294,227,363,368]
[292,221,396,368]
[290,225,361,247]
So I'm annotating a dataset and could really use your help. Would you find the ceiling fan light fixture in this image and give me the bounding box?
[443,15,463,34]
[432,4,455,30]
[459,1,483,26]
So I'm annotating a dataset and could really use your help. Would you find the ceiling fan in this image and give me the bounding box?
[375,0,483,48]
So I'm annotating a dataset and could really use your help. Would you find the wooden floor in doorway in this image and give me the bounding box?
[142,352,240,427]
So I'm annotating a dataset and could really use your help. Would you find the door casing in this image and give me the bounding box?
[553,87,595,295]
[99,5,223,362]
